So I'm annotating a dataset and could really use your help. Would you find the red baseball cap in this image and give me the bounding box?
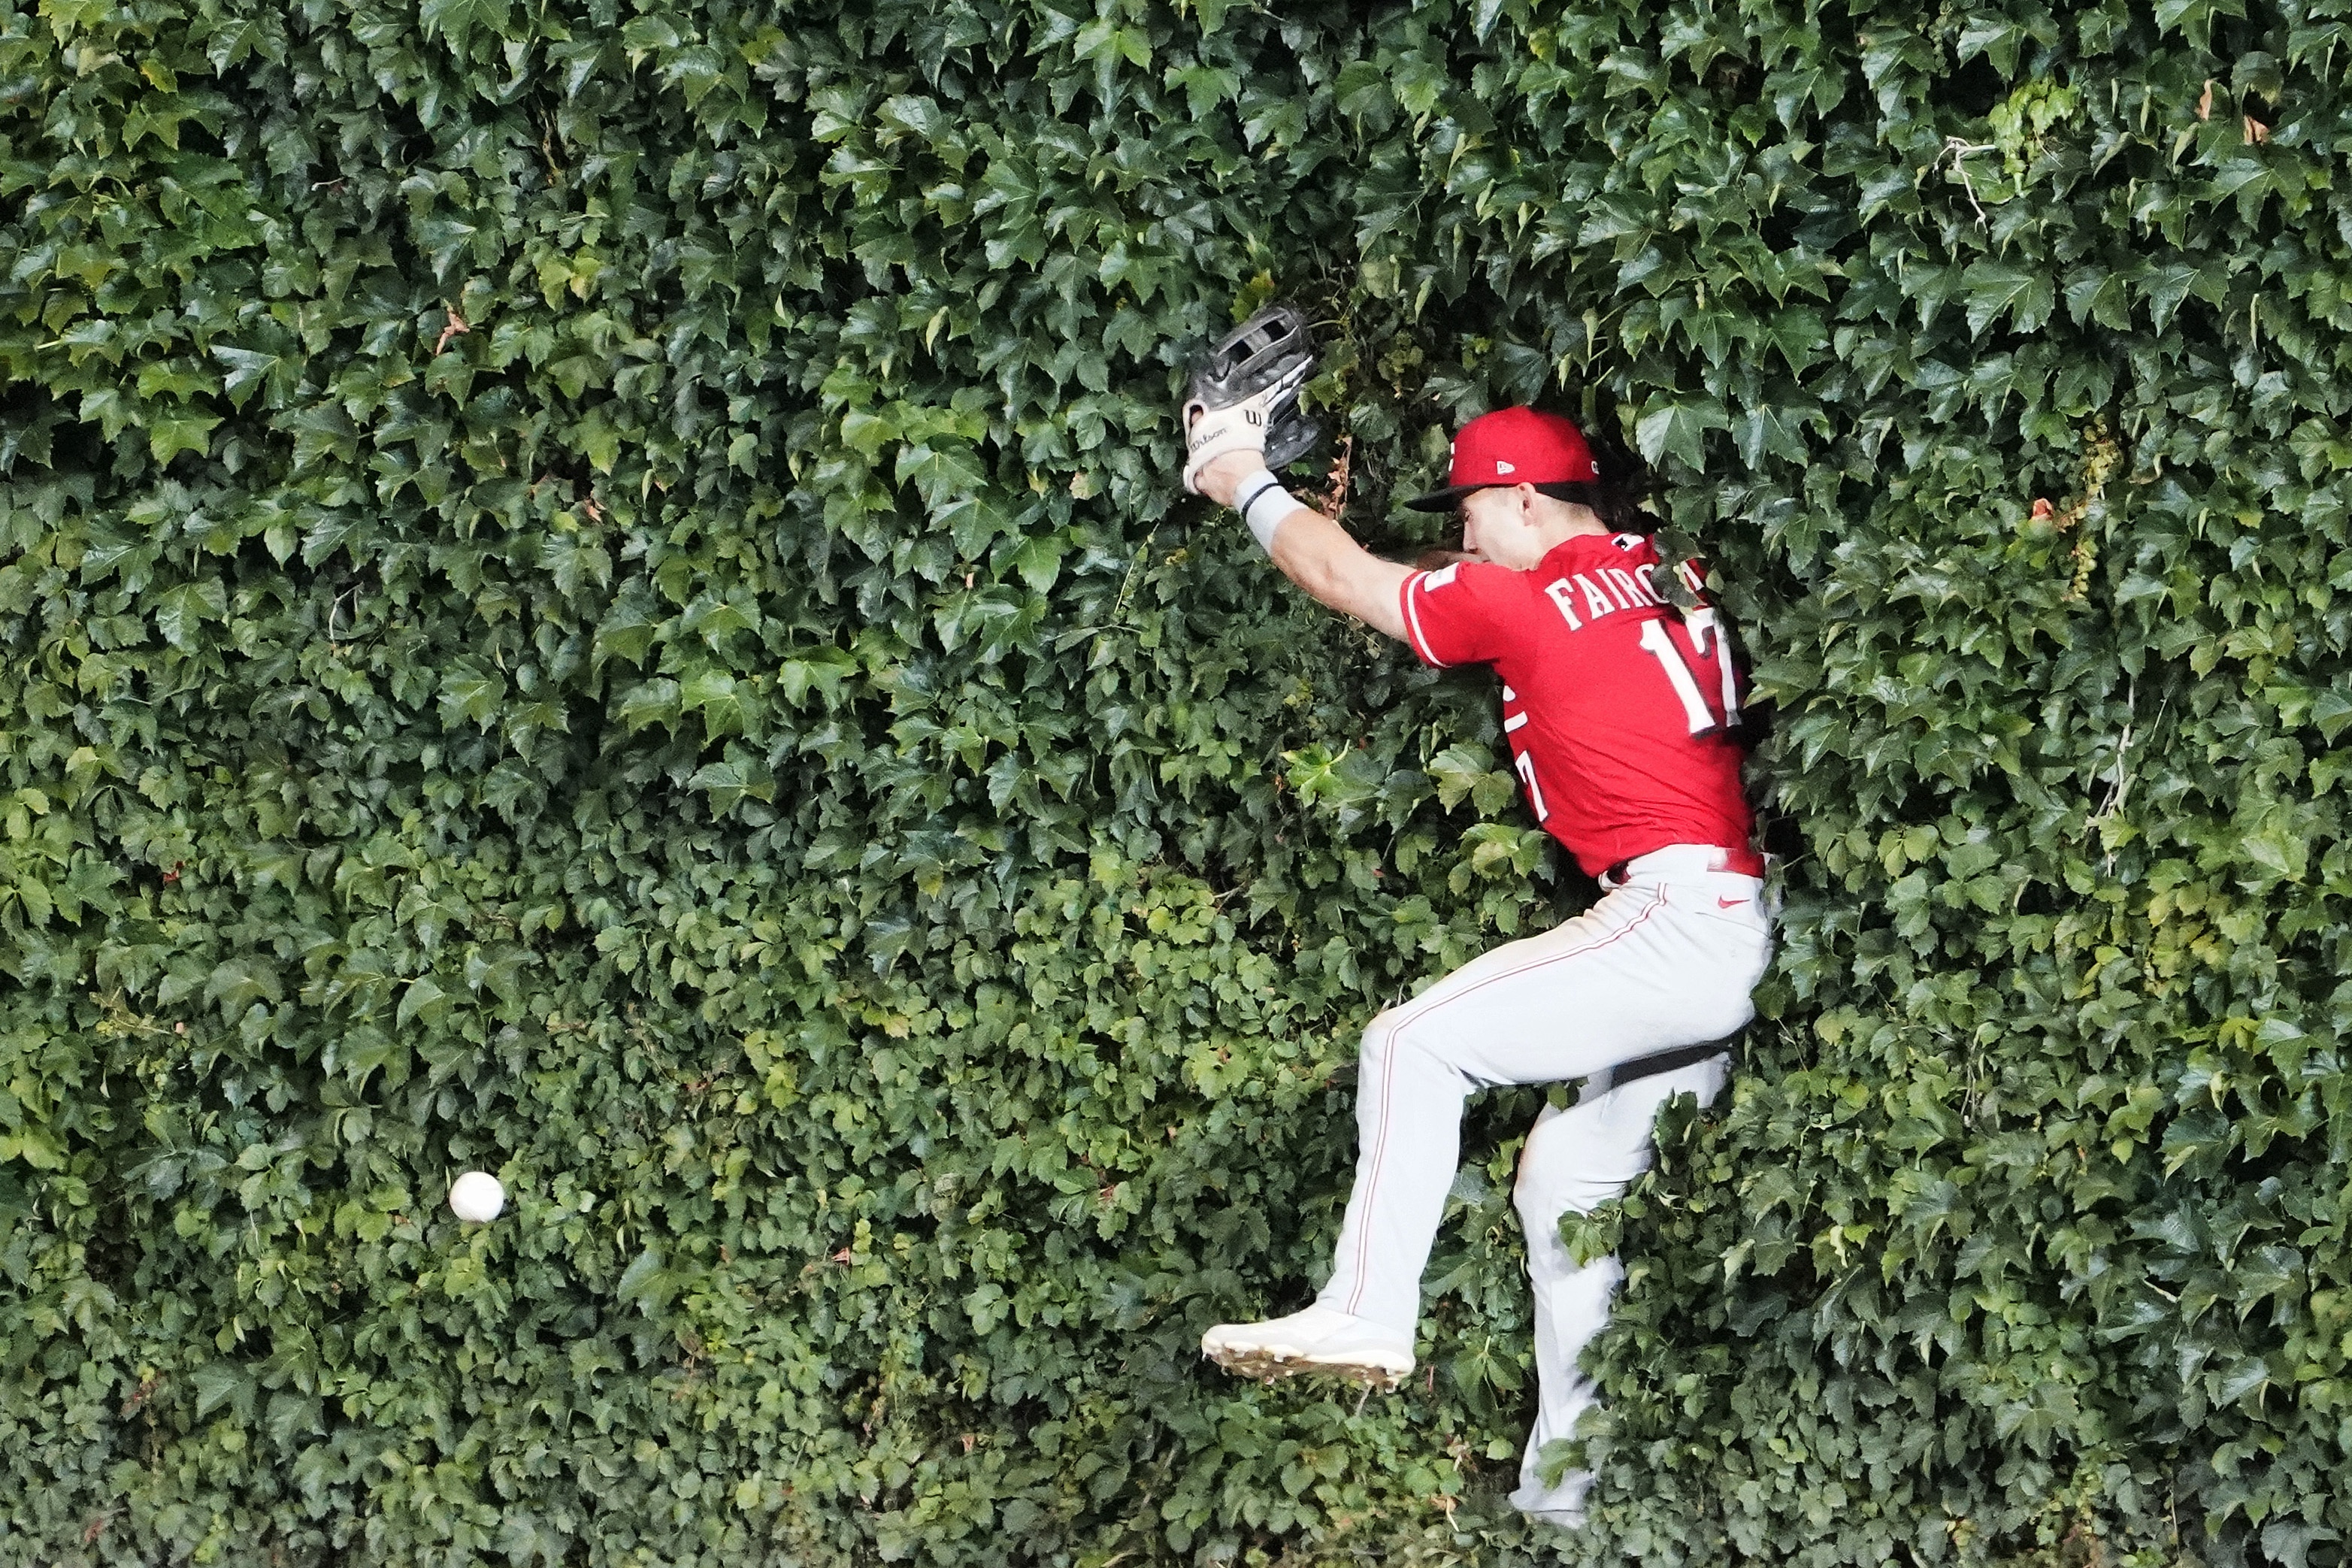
[1403,407,1597,511]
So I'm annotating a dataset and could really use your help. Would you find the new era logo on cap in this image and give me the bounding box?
[1404,407,1599,510]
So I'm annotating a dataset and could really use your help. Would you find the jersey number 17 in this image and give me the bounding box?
[1637,607,1742,734]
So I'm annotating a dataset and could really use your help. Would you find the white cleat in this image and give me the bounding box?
[1516,1506,1589,1532]
[1200,1304,1415,1388]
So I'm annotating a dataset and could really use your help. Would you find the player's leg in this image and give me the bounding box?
[1201,879,1765,1379]
[1314,882,1765,1334]
[1507,1053,1731,1525]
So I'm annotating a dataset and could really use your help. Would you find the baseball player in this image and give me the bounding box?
[1179,310,1772,1527]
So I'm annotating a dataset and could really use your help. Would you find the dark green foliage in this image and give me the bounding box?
[2,0,2348,1563]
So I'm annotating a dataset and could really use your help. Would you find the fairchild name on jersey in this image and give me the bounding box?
[1536,558,1703,631]
[1424,555,1707,634]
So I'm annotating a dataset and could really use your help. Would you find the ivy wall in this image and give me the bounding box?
[4,1,2350,1564]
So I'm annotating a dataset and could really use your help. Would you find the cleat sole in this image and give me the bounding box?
[1204,1343,1407,1389]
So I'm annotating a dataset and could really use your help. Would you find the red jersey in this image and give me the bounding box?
[1396,532,1754,878]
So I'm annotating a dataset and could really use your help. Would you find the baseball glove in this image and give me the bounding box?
[1181,303,1321,495]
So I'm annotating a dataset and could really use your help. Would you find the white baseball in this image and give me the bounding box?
[449,1170,506,1222]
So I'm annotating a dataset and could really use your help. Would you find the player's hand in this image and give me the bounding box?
[1182,304,1320,496]
[1182,368,1304,495]
[1193,450,1266,510]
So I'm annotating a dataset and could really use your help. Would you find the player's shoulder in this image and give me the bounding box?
[1412,558,1525,597]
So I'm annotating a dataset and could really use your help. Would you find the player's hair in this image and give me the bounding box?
[1533,419,1657,534]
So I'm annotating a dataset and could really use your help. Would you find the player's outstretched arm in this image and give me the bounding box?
[1197,452,1410,642]
[1265,500,1411,641]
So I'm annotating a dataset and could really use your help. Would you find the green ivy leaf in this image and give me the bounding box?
[190,1362,256,1421]
[1634,393,1730,470]
[152,580,228,651]
[680,667,749,741]
[1962,262,2057,337]
[395,976,450,1029]
[438,664,508,731]
[147,410,222,465]
[896,440,986,509]
[418,0,513,56]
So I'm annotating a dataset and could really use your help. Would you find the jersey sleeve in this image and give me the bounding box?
[1396,561,1521,668]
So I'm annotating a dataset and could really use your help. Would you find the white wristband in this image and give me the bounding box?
[1233,470,1300,552]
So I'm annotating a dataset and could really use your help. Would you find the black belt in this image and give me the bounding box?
[1609,1031,1743,1088]
[1321,1031,1745,1090]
